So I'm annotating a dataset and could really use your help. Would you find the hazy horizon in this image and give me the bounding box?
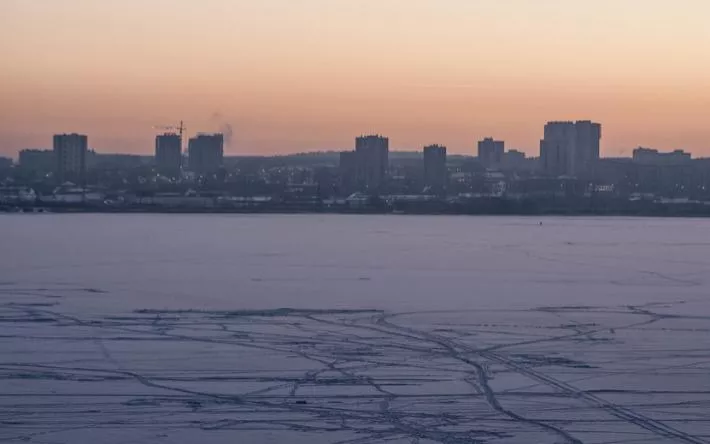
[2,0,709,157]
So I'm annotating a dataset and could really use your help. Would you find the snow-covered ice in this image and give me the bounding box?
[1,214,709,443]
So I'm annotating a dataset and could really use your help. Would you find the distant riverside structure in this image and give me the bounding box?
[540,120,601,177]
[501,149,525,167]
[499,149,539,172]
[339,151,358,194]
[155,133,182,174]
[632,147,691,166]
[53,133,88,183]
[355,135,389,191]
[0,156,12,169]
[423,144,447,192]
[478,138,504,167]
[188,133,224,174]
[19,149,54,172]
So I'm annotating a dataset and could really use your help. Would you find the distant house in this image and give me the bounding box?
[40,185,105,204]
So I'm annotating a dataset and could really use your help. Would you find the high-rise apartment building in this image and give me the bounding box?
[155,133,182,174]
[540,122,575,176]
[540,121,601,177]
[53,133,88,183]
[355,135,389,191]
[478,138,504,168]
[188,133,224,174]
[573,120,602,176]
[423,144,447,192]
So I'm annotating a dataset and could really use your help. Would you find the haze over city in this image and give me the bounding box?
[2,0,709,157]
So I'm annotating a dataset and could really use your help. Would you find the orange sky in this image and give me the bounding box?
[1,0,709,157]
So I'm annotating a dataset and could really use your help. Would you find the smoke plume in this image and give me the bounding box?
[210,112,235,150]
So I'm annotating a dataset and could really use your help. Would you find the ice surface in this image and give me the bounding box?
[1,214,709,443]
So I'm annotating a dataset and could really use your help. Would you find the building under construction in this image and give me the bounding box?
[155,133,182,175]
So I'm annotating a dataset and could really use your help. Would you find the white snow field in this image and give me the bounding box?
[1,214,709,443]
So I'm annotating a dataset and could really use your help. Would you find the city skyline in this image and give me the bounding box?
[2,0,709,157]
[3,121,701,162]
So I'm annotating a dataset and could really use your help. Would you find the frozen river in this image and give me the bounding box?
[1,214,709,443]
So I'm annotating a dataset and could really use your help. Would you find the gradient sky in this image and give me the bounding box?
[1,0,709,157]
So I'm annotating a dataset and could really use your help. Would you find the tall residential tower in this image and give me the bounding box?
[540,121,601,177]
[188,133,224,174]
[478,138,504,168]
[155,133,182,174]
[355,135,389,191]
[53,133,88,183]
[423,144,447,193]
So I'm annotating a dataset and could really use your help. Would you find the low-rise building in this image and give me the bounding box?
[0,187,36,203]
[632,147,691,166]
[19,149,54,172]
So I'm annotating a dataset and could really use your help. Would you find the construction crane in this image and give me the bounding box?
[153,120,186,139]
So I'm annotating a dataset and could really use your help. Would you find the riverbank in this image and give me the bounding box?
[4,199,710,217]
